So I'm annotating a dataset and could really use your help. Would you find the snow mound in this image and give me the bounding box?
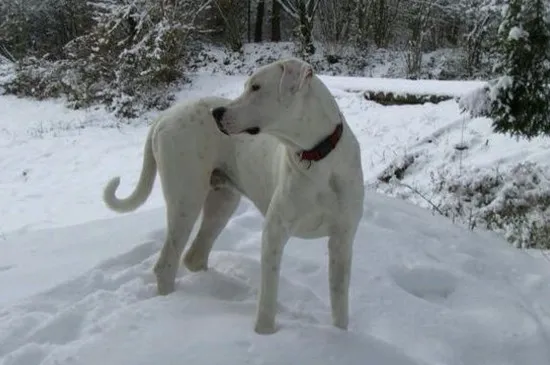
[1,194,550,365]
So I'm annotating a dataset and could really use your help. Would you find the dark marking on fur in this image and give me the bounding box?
[210,168,239,193]
[245,127,260,135]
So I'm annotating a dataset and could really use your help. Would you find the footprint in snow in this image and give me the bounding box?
[391,266,457,304]
[0,264,14,272]
[0,240,161,359]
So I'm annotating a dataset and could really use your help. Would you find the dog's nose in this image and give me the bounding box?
[212,107,226,122]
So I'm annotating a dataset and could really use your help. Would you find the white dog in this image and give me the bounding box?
[103,58,364,334]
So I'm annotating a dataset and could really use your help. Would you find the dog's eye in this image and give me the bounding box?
[251,84,260,91]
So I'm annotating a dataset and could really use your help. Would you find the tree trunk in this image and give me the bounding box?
[247,0,252,42]
[255,0,265,42]
[298,1,315,54]
[373,0,388,47]
[271,0,281,41]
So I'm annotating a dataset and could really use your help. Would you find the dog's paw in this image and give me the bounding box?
[156,281,175,296]
[182,250,208,272]
[153,259,179,295]
[332,310,349,331]
[333,319,348,331]
[154,269,176,295]
[254,320,278,335]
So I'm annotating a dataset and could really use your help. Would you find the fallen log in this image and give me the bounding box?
[364,90,454,106]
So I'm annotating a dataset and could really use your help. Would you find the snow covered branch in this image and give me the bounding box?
[276,0,322,54]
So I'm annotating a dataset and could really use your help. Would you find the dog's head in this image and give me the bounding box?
[211,58,314,137]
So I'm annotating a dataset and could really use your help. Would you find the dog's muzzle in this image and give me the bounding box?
[211,106,261,136]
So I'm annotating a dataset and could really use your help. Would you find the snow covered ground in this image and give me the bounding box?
[1,69,550,365]
[3,192,550,365]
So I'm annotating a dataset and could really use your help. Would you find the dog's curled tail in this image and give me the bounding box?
[103,126,156,213]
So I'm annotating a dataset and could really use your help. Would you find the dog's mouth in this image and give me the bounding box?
[215,119,230,135]
[215,121,260,136]
[244,127,260,135]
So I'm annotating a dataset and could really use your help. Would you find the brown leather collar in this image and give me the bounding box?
[298,123,344,162]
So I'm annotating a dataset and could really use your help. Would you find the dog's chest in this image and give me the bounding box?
[289,189,339,239]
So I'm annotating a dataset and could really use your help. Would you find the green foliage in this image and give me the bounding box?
[489,0,550,139]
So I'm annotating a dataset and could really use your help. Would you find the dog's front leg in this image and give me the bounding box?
[327,225,356,331]
[254,207,290,335]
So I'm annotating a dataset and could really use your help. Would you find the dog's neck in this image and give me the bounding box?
[276,77,344,159]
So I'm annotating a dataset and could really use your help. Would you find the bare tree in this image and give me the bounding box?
[405,0,437,78]
[254,0,265,42]
[402,0,465,77]
[247,0,252,41]
[462,0,501,76]
[211,0,246,51]
[354,0,372,48]
[370,0,400,47]
[277,0,321,54]
[373,0,387,46]
[271,0,281,41]
[316,0,355,58]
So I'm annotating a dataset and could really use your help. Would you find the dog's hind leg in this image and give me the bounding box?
[154,191,206,295]
[183,184,241,272]
[153,148,210,295]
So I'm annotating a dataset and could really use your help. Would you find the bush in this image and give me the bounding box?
[431,162,550,249]
[377,154,416,182]
[3,57,83,103]
[0,0,93,60]
[376,150,550,249]
[3,0,212,118]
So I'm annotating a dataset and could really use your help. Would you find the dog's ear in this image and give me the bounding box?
[297,62,313,90]
[278,59,314,96]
